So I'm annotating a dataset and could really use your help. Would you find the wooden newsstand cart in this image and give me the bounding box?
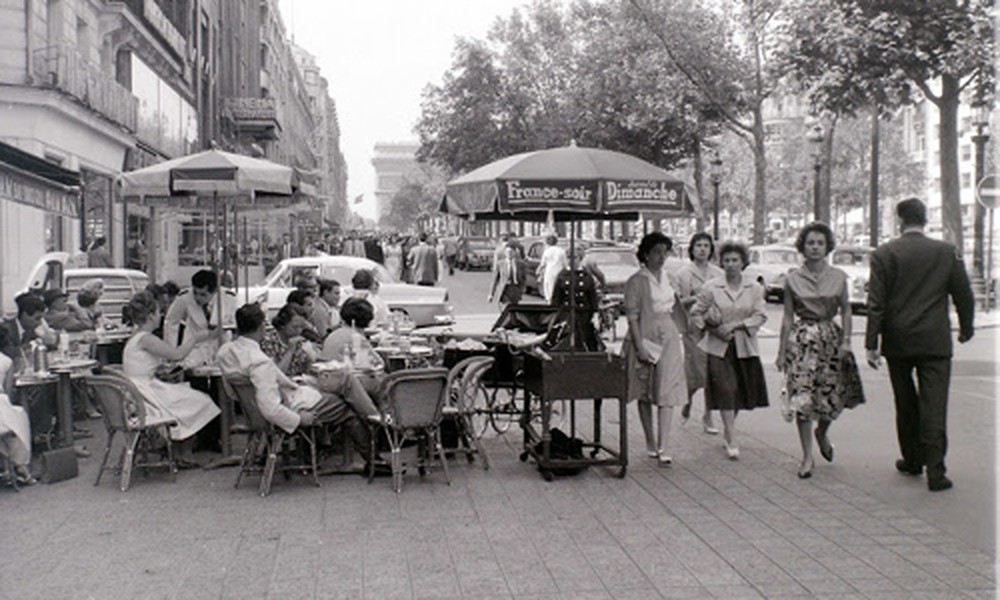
[518,351,628,481]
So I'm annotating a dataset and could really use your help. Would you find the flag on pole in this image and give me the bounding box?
[353,193,364,204]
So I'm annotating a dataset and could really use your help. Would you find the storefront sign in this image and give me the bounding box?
[143,0,186,58]
[0,171,79,218]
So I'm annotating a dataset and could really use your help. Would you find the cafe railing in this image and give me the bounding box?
[31,44,139,132]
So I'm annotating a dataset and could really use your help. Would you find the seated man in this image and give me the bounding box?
[218,304,381,469]
[310,278,342,336]
[43,289,92,332]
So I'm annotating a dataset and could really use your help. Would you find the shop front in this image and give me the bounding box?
[0,142,82,315]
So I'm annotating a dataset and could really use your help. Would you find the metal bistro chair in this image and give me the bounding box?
[443,356,494,470]
[85,374,179,492]
[222,374,321,497]
[369,368,451,493]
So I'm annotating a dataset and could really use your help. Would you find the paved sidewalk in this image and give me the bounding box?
[0,406,995,599]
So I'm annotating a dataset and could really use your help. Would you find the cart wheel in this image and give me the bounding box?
[469,384,490,438]
[490,388,514,434]
[519,452,529,462]
[540,469,554,482]
[617,467,627,479]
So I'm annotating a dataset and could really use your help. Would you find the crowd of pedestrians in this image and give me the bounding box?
[620,198,975,491]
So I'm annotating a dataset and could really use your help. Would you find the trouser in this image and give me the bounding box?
[886,356,951,480]
[312,394,374,462]
[445,254,455,275]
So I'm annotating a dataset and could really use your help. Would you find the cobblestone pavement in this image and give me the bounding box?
[1,402,996,600]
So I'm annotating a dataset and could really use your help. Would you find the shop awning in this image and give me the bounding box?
[0,140,81,188]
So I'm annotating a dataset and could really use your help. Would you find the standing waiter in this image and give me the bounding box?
[865,198,975,492]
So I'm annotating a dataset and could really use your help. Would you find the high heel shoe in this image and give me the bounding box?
[702,420,720,435]
[723,442,740,460]
[815,429,834,463]
[797,458,814,479]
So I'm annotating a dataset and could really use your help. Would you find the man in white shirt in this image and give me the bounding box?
[310,278,342,335]
[164,270,233,368]
[217,304,380,467]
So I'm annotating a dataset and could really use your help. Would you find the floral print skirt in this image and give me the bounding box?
[784,319,849,421]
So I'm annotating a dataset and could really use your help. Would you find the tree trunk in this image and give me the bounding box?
[937,74,963,250]
[819,117,837,225]
[869,107,880,247]
[752,105,768,244]
[692,143,706,232]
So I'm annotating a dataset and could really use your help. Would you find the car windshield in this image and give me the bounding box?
[465,240,493,250]
[759,250,800,265]
[263,262,397,287]
[832,250,870,267]
[585,250,639,267]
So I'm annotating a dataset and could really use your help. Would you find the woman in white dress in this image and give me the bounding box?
[536,235,568,304]
[0,334,35,485]
[122,292,220,466]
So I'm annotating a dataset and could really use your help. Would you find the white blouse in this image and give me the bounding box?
[643,267,676,315]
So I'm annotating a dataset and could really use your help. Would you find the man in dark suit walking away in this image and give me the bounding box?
[865,198,975,492]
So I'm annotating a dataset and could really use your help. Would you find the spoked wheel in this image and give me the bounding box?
[489,386,518,434]
[467,383,491,439]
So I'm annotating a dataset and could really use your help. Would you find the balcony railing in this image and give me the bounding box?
[31,44,139,132]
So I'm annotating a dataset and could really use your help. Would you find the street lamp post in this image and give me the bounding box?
[971,103,990,279]
[709,151,723,240]
[806,122,825,224]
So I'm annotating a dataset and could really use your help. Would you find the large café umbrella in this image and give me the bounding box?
[441,142,698,347]
[118,149,305,320]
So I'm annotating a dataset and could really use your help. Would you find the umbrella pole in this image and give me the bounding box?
[243,215,250,305]
[214,191,223,330]
[569,222,576,352]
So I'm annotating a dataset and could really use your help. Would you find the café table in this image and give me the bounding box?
[186,364,239,467]
[92,331,132,366]
[373,343,436,372]
[16,358,99,449]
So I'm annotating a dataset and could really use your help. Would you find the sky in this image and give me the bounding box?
[277,0,527,221]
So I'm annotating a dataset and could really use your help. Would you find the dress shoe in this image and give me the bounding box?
[680,403,692,423]
[797,457,814,479]
[657,455,673,468]
[928,476,953,492]
[702,422,720,435]
[815,429,834,462]
[724,442,740,460]
[895,459,922,476]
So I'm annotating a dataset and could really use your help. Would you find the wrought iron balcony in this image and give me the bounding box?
[31,44,139,132]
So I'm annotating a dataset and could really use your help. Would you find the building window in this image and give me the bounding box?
[962,172,972,188]
[961,145,972,161]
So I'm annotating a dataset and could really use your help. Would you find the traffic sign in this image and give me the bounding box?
[976,174,1000,209]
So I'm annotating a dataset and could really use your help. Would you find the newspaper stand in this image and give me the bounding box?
[518,351,628,480]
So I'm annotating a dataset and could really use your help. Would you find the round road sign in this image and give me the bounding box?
[977,175,1000,209]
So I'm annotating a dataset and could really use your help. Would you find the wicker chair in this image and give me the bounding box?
[222,374,321,497]
[443,356,494,470]
[85,374,178,492]
[369,368,451,493]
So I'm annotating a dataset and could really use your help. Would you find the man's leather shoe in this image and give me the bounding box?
[895,459,922,476]
[928,476,953,492]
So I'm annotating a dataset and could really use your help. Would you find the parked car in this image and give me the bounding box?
[241,256,453,327]
[456,236,496,270]
[21,252,150,324]
[830,245,873,312]
[580,246,639,300]
[746,244,800,302]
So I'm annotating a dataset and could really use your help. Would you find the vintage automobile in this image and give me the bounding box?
[580,246,639,299]
[830,244,873,312]
[522,237,618,295]
[746,244,800,302]
[241,256,453,327]
[456,236,496,270]
[18,252,150,324]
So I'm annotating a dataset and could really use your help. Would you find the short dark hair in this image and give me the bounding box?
[76,290,99,308]
[795,222,836,255]
[271,305,298,330]
[718,241,750,267]
[318,279,340,295]
[287,290,311,306]
[42,288,67,308]
[191,269,218,292]
[351,269,374,290]
[93,236,106,248]
[339,297,374,329]
[636,232,673,264]
[235,304,266,335]
[896,197,927,227]
[162,281,181,297]
[687,232,716,261]
[418,232,428,243]
[15,292,45,317]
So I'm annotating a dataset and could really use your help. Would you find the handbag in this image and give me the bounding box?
[154,363,185,384]
[39,446,78,483]
[837,351,866,409]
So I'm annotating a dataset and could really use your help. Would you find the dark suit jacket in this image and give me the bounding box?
[0,318,29,362]
[865,231,975,358]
